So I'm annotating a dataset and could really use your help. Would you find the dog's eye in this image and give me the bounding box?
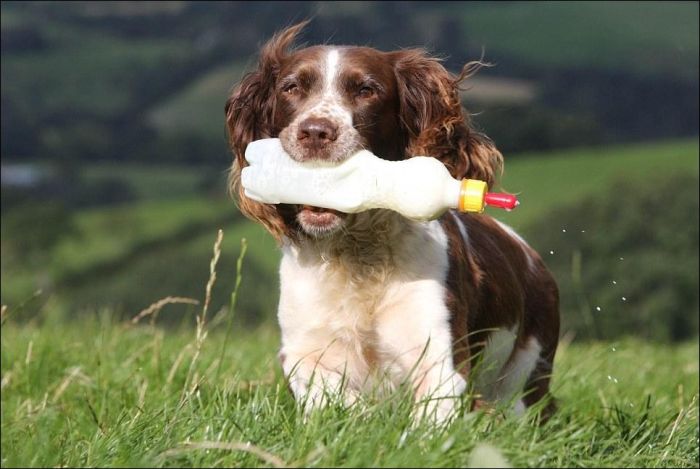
[358,86,375,99]
[283,83,299,95]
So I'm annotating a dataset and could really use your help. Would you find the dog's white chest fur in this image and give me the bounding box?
[276,217,464,415]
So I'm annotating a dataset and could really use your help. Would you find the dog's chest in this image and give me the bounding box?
[279,247,393,340]
[277,220,450,365]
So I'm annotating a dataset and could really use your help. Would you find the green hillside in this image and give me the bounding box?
[456,1,699,79]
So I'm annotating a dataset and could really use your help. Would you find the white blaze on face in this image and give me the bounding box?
[324,49,340,95]
[311,48,352,127]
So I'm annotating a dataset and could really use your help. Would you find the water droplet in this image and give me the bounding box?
[596,306,601,312]
[549,250,555,255]
[581,229,586,233]
[561,228,567,233]
[619,257,624,261]
[612,280,617,285]
[621,296,627,302]
[611,346,617,352]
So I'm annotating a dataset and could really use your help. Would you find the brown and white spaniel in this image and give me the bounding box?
[226,22,560,423]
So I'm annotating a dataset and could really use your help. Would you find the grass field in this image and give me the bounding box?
[1,308,698,467]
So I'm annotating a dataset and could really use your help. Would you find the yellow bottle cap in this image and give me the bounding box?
[458,179,487,213]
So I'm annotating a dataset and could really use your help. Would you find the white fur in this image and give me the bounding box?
[491,336,542,402]
[313,48,353,128]
[473,329,541,414]
[278,218,465,422]
[324,49,340,94]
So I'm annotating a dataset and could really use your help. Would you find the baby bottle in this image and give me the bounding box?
[241,139,518,221]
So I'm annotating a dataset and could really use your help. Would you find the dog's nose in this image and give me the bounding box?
[297,118,338,150]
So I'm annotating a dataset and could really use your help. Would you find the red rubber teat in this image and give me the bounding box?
[484,192,519,211]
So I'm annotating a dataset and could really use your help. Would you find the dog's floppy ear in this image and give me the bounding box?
[391,49,503,187]
[225,21,309,242]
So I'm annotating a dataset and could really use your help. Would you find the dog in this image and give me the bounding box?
[226,22,559,423]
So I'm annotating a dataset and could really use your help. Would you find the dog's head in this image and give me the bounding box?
[226,21,502,241]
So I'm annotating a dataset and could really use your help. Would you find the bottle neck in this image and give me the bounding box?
[444,177,463,210]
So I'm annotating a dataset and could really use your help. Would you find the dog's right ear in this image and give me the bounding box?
[225,21,309,242]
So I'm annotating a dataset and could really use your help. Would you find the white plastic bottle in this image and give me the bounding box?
[241,138,517,221]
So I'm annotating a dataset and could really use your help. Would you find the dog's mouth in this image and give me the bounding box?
[297,205,346,237]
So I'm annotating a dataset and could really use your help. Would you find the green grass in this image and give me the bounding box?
[455,1,699,79]
[1,311,697,467]
[490,138,699,230]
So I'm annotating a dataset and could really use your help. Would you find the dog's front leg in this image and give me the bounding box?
[377,286,467,425]
[279,344,359,415]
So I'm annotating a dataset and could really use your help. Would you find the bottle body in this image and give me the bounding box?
[363,156,462,220]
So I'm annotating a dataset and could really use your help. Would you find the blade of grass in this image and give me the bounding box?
[182,229,223,400]
[216,238,248,381]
